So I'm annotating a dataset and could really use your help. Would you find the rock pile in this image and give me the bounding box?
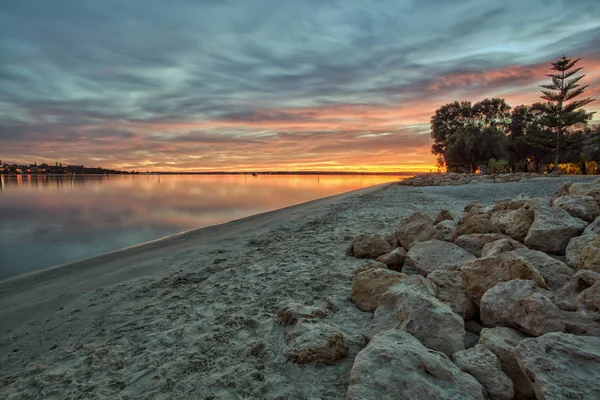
[400,172,558,187]
[345,178,600,399]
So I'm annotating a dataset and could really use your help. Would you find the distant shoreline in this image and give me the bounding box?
[1,171,422,176]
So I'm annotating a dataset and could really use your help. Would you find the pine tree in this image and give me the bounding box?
[539,56,595,171]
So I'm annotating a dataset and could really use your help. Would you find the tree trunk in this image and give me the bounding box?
[553,128,560,172]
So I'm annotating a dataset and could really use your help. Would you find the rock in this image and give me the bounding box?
[508,248,574,291]
[276,304,328,325]
[553,195,600,222]
[353,261,388,276]
[481,238,526,258]
[454,214,502,240]
[284,321,348,365]
[464,200,483,213]
[480,279,600,337]
[455,233,507,257]
[568,182,593,195]
[395,212,434,250]
[430,219,457,242]
[493,199,528,212]
[349,233,392,258]
[466,320,484,335]
[580,235,600,272]
[515,332,600,400]
[552,181,572,199]
[464,331,480,349]
[566,235,596,269]
[427,269,477,320]
[583,216,600,235]
[352,268,408,312]
[524,205,588,254]
[555,269,600,313]
[405,239,476,277]
[479,327,534,400]
[453,345,515,400]
[461,253,549,305]
[434,209,454,225]
[375,247,406,271]
[365,276,465,356]
[490,208,533,242]
[346,329,485,400]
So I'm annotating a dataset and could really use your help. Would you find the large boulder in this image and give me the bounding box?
[507,248,574,291]
[580,235,600,272]
[346,330,484,400]
[490,208,533,242]
[454,233,507,257]
[480,279,600,337]
[284,321,348,365]
[554,269,600,314]
[479,327,534,400]
[433,209,454,225]
[566,235,597,269]
[427,269,477,320]
[430,219,457,242]
[553,195,600,222]
[375,247,406,271]
[453,214,502,240]
[404,239,476,277]
[453,344,515,400]
[524,205,588,254]
[515,332,600,400]
[481,237,526,258]
[461,253,549,306]
[364,276,465,356]
[395,212,434,250]
[493,199,528,212]
[348,233,392,258]
[583,216,600,236]
[568,182,593,195]
[352,268,408,312]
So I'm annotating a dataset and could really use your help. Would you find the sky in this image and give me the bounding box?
[1,0,600,172]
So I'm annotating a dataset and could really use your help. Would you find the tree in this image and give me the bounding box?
[430,101,472,160]
[538,56,595,171]
[430,99,510,171]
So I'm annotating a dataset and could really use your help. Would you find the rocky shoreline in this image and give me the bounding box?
[281,178,600,399]
[400,172,565,187]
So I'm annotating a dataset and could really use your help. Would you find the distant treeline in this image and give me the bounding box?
[431,56,598,174]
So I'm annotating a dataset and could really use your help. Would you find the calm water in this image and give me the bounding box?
[0,174,403,280]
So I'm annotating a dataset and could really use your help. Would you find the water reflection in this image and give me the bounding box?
[0,174,404,279]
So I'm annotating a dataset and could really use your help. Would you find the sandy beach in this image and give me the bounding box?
[0,176,596,399]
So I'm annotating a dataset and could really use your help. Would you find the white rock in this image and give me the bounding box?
[481,237,526,258]
[565,235,597,269]
[349,233,392,258]
[405,239,476,276]
[491,208,533,242]
[461,253,548,306]
[395,212,434,250]
[365,276,465,356]
[480,279,600,337]
[346,330,485,400]
[375,247,406,271]
[454,233,507,257]
[352,268,408,312]
[553,195,600,222]
[515,332,600,400]
[478,327,534,400]
[427,269,477,320]
[453,344,515,400]
[524,205,588,254]
[507,248,574,291]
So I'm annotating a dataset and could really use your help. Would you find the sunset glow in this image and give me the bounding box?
[1,1,600,172]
